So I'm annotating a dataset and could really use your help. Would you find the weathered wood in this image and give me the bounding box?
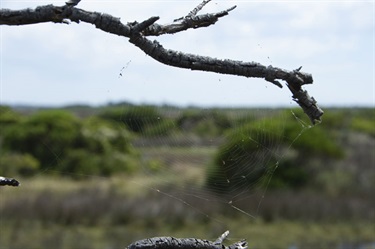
[127,231,248,249]
[0,1,323,124]
[0,176,20,186]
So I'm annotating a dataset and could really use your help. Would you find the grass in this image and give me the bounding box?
[1,175,374,249]
[1,217,374,249]
[1,112,375,249]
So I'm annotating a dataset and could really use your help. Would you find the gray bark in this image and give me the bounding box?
[127,231,247,249]
[0,0,323,123]
[0,176,20,186]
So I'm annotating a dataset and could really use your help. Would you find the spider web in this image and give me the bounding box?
[0,1,319,246]
[28,99,310,228]
[92,102,311,225]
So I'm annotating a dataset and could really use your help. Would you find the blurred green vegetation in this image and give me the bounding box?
[206,109,345,193]
[351,116,375,137]
[0,152,40,176]
[1,108,137,178]
[98,105,161,133]
[0,176,373,249]
[177,109,233,137]
[0,104,374,249]
[1,105,373,191]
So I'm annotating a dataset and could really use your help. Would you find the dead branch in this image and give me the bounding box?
[127,231,248,249]
[0,1,323,124]
[0,176,20,187]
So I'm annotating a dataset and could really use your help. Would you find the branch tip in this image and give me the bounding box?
[132,16,160,33]
[227,5,237,12]
[295,66,302,72]
[215,5,237,18]
[214,230,230,244]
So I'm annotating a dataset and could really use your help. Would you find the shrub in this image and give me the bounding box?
[78,116,134,154]
[98,106,161,133]
[206,120,283,193]
[206,114,344,193]
[0,152,40,176]
[0,105,23,125]
[58,150,138,179]
[351,117,375,137]
[2,110,139,177]
[266,157,309,189]
[3,110,80,169]
[142,118,177,137]
[177,110,232,137]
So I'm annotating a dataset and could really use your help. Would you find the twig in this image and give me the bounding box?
[0,1,323,124]
[187,0,212,18]
[143,5,237,36]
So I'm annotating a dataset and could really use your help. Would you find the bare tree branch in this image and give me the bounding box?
[127,231,248,249]
[186,0,212,18]
[143,6,237,36]
[0,1,323,124]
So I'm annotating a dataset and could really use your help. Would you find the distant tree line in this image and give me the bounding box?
[1,105,373,193]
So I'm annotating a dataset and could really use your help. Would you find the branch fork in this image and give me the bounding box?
[0,0,323,124]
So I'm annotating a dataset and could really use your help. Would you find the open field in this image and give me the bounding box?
[1,176,374,249]
[1,106,374,248]
[1,171,374,249]
[1,218,374,249]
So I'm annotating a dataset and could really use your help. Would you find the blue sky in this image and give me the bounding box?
[1,0,374,108]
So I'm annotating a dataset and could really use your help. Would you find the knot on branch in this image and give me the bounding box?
[288,66,313,87]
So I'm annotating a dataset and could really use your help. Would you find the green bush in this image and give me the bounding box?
[0,105,23,125]
[2,109,139,177]
[142,118,177,137]
[206,120,283,193]
[101,152,139,176]
[78,116,134,154]
[58,150,138,179]
[266,158,309,189]
[57,149,102,177]
[351,117,375,137]
[0,152,40,176]
[290,126,344,159]
[98,106,161,133]
[206,114,344,193]
[177,110,232,137]
[3,110,80,168]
